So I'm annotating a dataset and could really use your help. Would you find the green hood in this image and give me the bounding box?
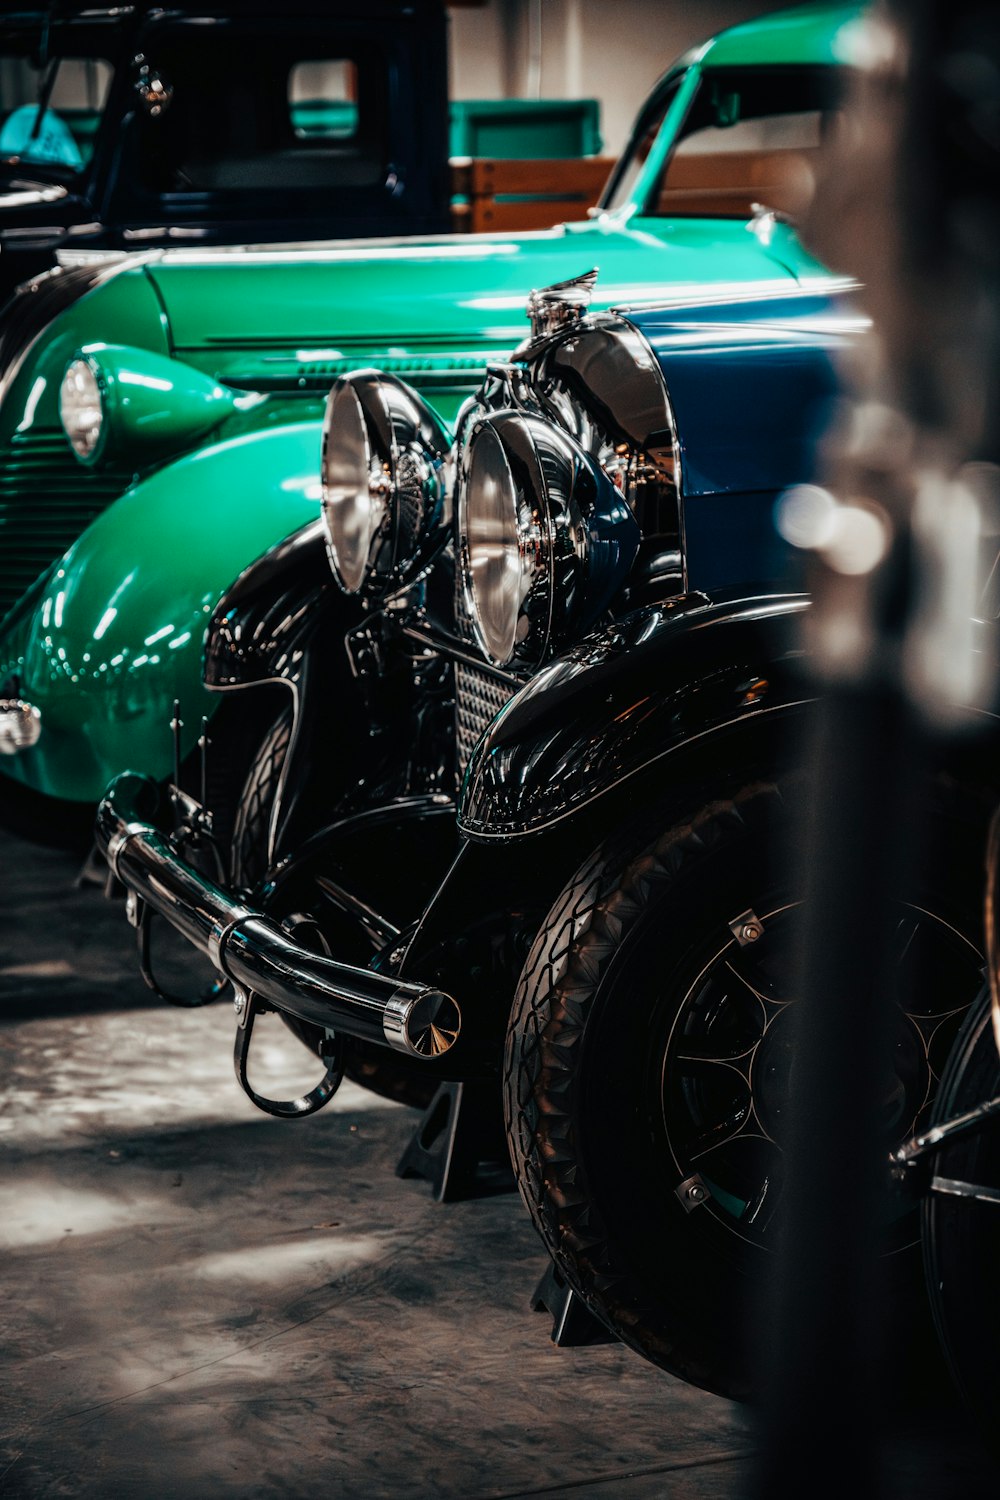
[146,216,829,389]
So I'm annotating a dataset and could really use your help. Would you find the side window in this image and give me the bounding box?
[649,67,837,221]
[131,31,389,197]
[289,61,359,141]
[0,57,112,172]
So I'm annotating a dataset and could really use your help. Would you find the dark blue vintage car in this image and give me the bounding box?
[96,274,920,1400]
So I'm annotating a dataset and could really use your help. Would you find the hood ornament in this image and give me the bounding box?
[526,268,599,340]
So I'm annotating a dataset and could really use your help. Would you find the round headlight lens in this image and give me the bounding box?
[463,423,531,666]
[321,380,388,593]
[60,358,104,461]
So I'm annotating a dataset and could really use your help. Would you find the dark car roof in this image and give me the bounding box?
[2,0,445,19]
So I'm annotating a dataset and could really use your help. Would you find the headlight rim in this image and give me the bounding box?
[459,409,595,672]
[459,414,544,669]
[320,369,451,601]
[320,377,388,595]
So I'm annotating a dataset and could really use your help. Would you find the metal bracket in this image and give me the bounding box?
[729,909,765,947]
[135,898,228,1009]
[345,620,387,679]
[232,991,344,1119]
[889,1091,1000,1199]
[676,1172,710,1212]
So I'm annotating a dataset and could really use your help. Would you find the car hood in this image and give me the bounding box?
[142,216,834,387]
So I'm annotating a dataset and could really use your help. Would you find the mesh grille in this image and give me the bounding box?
[455,661,515,777]
[0,429,132,619]
[452,552,517,781]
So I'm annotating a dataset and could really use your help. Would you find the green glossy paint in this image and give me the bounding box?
[0,424,324,800]
[0,2,862,805]
[704,3,859,68]
[78,344,241,466]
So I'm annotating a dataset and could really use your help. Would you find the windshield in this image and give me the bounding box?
[606,63,841,222]
[601,76,680,217]
[0,37,113,178]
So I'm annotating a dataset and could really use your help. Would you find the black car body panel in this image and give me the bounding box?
[457,592,811,840]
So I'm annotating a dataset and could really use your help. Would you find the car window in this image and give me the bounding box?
[0,55,112,174]
[601,79,680,216]
[131,26,389,197]
[289,61,360,141]
[646,65,839,222]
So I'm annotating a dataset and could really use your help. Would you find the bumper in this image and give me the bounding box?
[96,772,461,1061]
[0,698,41,755]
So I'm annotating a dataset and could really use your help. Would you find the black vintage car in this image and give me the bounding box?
[96,272,954,1401]
[0,0,450,300]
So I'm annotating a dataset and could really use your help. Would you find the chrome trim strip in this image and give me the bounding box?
[929,1175,1000,1205]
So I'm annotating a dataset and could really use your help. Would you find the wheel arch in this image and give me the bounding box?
[458,590,814,843]
[0,423,339,802]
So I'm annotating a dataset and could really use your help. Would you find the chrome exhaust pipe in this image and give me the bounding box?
[96,773,461,1060]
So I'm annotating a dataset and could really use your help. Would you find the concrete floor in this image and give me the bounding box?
[1,828,998,1500]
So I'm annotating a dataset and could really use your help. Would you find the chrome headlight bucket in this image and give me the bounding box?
[59,344,240,467]
[524,313,685,599]
[459,409,639,670]
[321,370,452,600]
[527,314,680,471]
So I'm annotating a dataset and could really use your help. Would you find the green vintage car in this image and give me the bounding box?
[0,2,860,826]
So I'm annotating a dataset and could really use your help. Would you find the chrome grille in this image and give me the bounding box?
[455,661,515,777]
[452,551,516,779]
[0,429,133,619]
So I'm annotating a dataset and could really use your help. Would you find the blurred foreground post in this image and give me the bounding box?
[753,2,1000,1494]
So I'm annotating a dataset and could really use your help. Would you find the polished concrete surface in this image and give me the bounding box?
[1,828,998,1499]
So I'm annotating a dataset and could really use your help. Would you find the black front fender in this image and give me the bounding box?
[458,591,812,840]
[205,519,363,691]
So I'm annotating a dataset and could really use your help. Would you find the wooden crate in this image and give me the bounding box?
[451,156,616,232]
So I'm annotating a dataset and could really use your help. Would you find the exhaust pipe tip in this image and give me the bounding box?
[383,987,461,1058]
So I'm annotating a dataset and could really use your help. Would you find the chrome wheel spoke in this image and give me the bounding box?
[673,1037,757,1069]
[684,1100,756,1160]
[724,956,788,1013]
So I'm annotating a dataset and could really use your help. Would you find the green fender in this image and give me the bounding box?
[0,421,324,802]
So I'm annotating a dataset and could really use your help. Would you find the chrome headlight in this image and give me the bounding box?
[60,356,105,462]
[527,314,684,598]
[321,371,451,598]
[60,344,239,466]
[459,409,639,670]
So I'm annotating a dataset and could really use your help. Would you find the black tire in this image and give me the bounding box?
[230,709,293,892]
[922,984,1000,1444]
[504,775,985,1399]
[231,708,436,1110]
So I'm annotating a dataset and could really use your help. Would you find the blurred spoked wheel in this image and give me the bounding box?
[504,773,985,1398]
